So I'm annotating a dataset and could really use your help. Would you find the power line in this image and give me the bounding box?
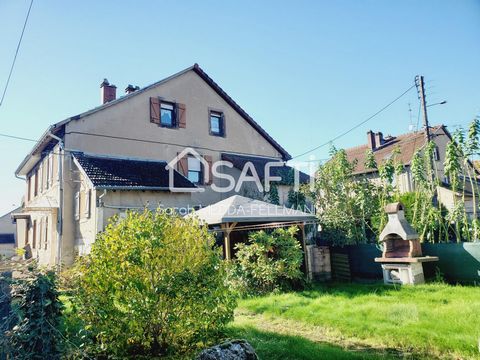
[0,0,34,108]
[0,84,415,161]
[0,131,37,142]
[290,84,416,160]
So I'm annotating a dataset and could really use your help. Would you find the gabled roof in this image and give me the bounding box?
[345,125,445,175]
[188,195,316,225]
[17,63,291,176]
[74,153,196,190]
[0,207,19,235]
[221,153,310,184]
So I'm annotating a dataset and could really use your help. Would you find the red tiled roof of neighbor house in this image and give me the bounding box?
[344,125,445,175]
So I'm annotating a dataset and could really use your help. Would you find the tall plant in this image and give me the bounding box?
[310,146,381,245]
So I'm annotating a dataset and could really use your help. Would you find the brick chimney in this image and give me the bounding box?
[100,79,116,104]
[375,132,384,148]
[125,84,140,95]
[367,130,376,150]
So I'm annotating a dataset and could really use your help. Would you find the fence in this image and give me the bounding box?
[330,243,480,284]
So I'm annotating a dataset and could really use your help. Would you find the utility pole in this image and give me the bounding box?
[415,75,430,142]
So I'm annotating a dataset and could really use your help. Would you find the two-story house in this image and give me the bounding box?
[12,64,307,266]
[343,125,478,214]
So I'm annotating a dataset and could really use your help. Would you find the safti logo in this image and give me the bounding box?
[166,148,316,193]
[166,148,208,193]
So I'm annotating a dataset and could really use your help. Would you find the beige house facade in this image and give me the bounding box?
[13,64,306,266]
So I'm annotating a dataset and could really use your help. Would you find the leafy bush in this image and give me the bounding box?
[1,268,63,360]
[72,210,236,357]
[231,226,304,296]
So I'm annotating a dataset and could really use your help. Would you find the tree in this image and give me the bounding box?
[73,210,236,357]
[308,147,381,245]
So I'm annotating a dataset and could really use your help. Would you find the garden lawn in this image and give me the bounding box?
[232,282,480,359]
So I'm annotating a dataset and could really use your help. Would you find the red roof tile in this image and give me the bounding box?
[344,126,444,174]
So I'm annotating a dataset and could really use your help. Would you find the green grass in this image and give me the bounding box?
[234,282,480,359]
[226,324,394,359]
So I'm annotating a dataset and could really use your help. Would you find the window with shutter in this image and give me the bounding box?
[32,220,37,249]
[34,169,38,197]
[27,176,31,202]
[39,164,44,193]
[44,217,48,250]
[48,153,53,187]
[39,218,43,250]
[85,189,91,219]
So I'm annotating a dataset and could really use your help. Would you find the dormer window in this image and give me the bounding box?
[161,102,175,127]
[209,111,225,137]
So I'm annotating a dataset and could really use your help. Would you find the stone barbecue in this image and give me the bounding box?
[375,202,438,285]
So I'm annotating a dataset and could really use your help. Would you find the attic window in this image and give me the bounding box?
[209,111,225,136]
[160,102,175,127]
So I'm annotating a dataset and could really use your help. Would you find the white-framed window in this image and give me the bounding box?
[187,157,202,184]
[74,192,80,220]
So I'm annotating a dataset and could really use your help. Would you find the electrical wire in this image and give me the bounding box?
[290,84,416,160]
[0,0,34,108]
[1,83,415,166]
[0,132,37,142]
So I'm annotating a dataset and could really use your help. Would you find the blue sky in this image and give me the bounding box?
[0,0,479,215]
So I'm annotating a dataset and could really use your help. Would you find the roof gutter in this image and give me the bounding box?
[94,185,196,192]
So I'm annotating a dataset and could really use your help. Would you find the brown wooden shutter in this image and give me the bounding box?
[177,103,186,128]
[150,97,160,124]
[177,152,188,176]
[203,155,213,185]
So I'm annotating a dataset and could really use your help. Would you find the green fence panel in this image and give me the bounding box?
[332,243,480,284]
[422,243,480,283]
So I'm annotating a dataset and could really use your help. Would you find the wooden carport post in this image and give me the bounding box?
[298,222,311,280]
[221,222,237,260]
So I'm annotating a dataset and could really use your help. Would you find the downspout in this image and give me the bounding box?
[47,132,64,271]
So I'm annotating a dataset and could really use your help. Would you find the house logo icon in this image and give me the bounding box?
[166,147,208,193]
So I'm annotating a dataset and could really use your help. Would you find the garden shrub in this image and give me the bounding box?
[1,268,63,360]
[72,210,236,357]
[231,226,304,296]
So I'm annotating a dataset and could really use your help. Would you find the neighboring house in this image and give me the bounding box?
[12,64,306,266]
[0,208,19,258]
[343,125,478,214]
